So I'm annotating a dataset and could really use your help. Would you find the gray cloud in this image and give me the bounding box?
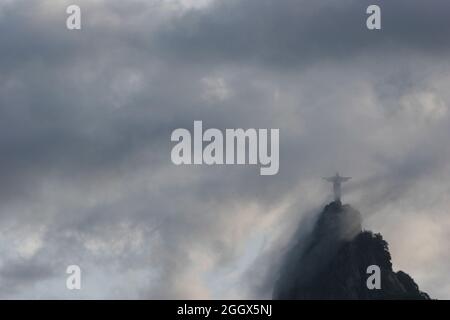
[0,0,449,299]
[153,0,450,68]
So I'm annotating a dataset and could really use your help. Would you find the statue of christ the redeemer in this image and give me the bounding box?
[323,172,351,202]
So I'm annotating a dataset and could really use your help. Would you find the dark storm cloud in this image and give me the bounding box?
[153,0,450,68]
[0,0,450,298]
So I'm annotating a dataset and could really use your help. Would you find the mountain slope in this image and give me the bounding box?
[273,201,430,300]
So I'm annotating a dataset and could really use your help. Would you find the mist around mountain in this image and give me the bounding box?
[273,201,430,300]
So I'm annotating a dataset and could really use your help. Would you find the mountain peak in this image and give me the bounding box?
[314,201,362,242]
[273,201,430,300]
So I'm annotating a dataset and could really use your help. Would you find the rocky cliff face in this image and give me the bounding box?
[273,201,430,300]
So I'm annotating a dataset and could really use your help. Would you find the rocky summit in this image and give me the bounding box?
[273,201,430,300]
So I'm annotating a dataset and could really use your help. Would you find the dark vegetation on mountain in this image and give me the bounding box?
[273,201,430,300]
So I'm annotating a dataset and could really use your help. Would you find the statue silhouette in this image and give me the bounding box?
[323,172,351,202]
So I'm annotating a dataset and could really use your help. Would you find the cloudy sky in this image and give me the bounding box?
[1,0,450,299]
